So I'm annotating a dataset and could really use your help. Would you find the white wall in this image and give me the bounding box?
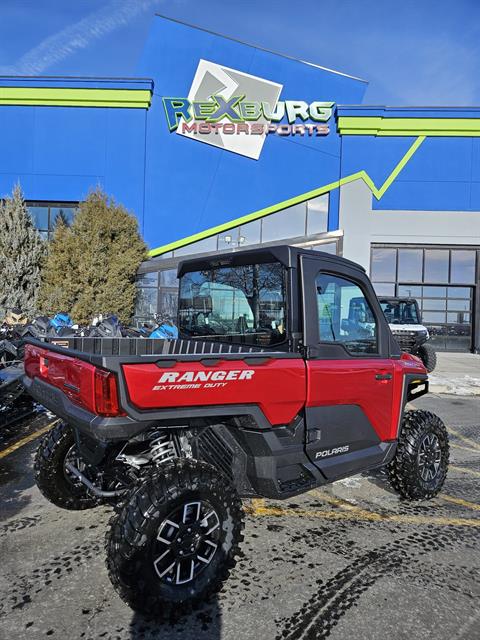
[339,179,480,271]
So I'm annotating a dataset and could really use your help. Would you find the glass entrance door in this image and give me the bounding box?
[371,245,478,353]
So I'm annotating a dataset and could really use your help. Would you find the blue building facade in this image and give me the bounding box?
[0,15,479,351]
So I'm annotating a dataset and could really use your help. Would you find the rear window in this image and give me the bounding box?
[178,262,287,347]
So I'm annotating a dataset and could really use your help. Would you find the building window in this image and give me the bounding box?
[397,248,422,282]
[424,249,449,283]
[311,241,337,255]
[163,193,329,256]
[135,272,158,321]
[372,282,396,296]
[135,193,333,324]
[135,268,179,325]
[371,245,478,352]
[451,250,476,284]
[370,248,396,282]
[306,195,329,235]
[28,202,78,240]
[261,203,306,243]
[158,269,179,318]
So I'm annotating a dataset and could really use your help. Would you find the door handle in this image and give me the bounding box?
[375,373,392,381]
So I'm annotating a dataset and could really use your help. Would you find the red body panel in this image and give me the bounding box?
[306,353,426,442]
[122,358,306,426]
[306,359,395,441]
[25,344,427,439]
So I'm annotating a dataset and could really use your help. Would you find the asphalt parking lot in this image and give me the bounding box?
[0,394,479,640]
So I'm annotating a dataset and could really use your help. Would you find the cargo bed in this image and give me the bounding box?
[46,336,279,357]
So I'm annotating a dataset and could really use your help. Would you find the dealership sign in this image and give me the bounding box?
[162,60,334,160]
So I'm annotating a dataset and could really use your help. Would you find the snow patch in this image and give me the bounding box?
[334,477,362,489]
[429,373,480,396]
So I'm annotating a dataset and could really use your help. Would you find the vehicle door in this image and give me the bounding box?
[301,256,397,481]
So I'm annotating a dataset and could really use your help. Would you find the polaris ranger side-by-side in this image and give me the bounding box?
[24,246,449,616]
[379,296,437,372]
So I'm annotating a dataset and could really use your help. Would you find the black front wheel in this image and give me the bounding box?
[387,410,449,500]
[106,459,244,617]
[416,343,437,372]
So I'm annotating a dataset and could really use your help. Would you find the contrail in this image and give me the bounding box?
[0,0,161,75]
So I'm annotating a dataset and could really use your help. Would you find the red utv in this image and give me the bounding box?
[24,246,449,616]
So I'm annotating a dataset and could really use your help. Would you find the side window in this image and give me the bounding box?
[316,273,378,354]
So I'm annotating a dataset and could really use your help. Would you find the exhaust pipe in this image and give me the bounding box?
[65,462,126,498]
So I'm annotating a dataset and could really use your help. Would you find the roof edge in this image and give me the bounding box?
[154,13,368,84]
[0,76,153,91]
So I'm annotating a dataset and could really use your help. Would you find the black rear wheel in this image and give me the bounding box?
[34,421,98,510]
[387,410,449,500]
[106,459,244,617]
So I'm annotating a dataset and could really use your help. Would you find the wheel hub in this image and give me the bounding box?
[63,444,92,488]
[175,527,202,555]
[153,500,221,585]
[417,433,442,482]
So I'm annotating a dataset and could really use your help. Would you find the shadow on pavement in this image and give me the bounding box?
[128,597,222,640]
[0,448,35,521]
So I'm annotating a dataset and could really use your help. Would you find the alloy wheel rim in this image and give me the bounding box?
[153,500,221,585]
[417,433,442,482]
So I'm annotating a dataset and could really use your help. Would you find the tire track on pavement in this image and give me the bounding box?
[275,527,479,640]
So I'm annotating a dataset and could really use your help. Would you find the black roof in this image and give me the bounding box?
[177,244,365,277]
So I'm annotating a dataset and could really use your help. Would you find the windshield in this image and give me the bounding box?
[380,300,420,324]
[178,262,287,346]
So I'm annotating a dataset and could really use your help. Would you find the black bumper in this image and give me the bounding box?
[22,375,155,442]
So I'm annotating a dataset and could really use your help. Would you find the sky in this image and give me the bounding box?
[0,0,479,106]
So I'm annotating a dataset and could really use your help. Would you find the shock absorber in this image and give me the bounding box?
[149,433,178,465]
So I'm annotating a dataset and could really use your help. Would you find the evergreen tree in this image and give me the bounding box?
[52,208,71,228]
[0,183,45,316]
[37,217,76,314]
[38,188,147,324]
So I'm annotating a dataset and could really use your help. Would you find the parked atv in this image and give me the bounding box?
[0,362,27,419]
[138,312,179,340]
[1,307,28,332]
[0,337,32,425]
[24,246,449,617]
[379,297,437,372]
[85,314,143,338]
[20,312,77,340]
[1,309,29,416]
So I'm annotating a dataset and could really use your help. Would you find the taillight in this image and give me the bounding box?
[94,368,123,417]
[24,344,124,417]
[24,343,40,379]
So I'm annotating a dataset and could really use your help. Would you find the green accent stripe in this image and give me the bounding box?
[344,135,426,198]
[338,116,480,136]
[148,135,426,257]
[0,87,152,108]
